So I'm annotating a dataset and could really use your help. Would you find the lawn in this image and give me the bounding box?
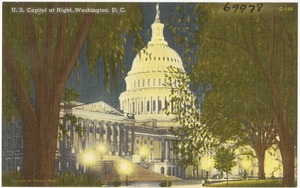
[204,179,297,187]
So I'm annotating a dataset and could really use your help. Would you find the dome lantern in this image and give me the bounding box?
[149,3,167,45]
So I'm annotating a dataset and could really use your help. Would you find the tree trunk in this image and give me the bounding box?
[22,91,60,186]
[280,135,295,187]
[226,171,228,186]
[256,150,266,179]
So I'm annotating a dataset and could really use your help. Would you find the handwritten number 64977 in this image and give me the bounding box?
[224,3,264,13]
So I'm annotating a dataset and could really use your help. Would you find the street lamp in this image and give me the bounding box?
[78,148,98,173]
[96,143,108,159]
[117,160,133,186]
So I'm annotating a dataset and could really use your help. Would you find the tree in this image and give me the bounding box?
[166,4,279,180]
[3,2,144,185]
[183,3,296,186]
[213,147,237,186]
[164,66,215,168]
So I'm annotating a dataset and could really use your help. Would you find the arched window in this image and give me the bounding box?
[158,100,162,112]
[161,167,165,175]
[165,98,168,110]
[147,101,150,112]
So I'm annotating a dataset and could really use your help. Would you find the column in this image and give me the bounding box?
[112,124,117,155]
[100,121,104,142]
[118,125,123,156]
[128,99,130,113]
[85,120,89,148]
[131,128,135,155]
[93,121,97,145]
[162,139,165,162]
[124,127,129,155]
[106,123,111,153]
[78,119,83,152]
[167,140,171,161]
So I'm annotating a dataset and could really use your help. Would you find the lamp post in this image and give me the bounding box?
[166,175,169,187]
[96,143,108,159]
[117,160,133,186]
[79,148,97,173]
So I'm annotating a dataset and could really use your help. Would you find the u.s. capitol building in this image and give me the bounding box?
[55,5,185,178]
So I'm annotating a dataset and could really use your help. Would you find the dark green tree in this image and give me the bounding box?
[213,147,237,186]
[169,3,296,186]
[164,66,215,168]
[3,2,144,185]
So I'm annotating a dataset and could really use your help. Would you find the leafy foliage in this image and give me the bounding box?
[3,2,145,117]
[3,2,145,183]
[52,172,104,186]
[164,66,215,167]
[188,4,297,186]
[213,147,236,173]
[2,172,22,186]
[62,88,80,104]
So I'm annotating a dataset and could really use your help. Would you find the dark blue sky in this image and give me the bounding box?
[66,3,198,109]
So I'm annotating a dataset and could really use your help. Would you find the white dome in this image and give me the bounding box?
[119,8,185,126]
[128,43,185,75]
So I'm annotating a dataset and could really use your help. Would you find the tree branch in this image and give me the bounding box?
[56,13,94,97]
[3,38,36,128]
[23,6,38,82]
[55,3,68,78]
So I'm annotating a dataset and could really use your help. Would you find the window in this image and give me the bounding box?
[138,80,140,87]
[150,140,153,145]
[165,99,168,110]
[153,79,156,86]
[144,140,147,144]
[147,101,150,112]
[158,100,162,112]
[161,167,165,175]
[134,81,136,88]
[148,79,150,86]
[153,100,156,111]
[143,79,145,87]
[159,78,161,86]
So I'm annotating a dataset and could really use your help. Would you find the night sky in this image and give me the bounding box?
[66,3,197,109]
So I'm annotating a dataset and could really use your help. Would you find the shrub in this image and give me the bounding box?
[159,181,172,187]
[2,171,22,186]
